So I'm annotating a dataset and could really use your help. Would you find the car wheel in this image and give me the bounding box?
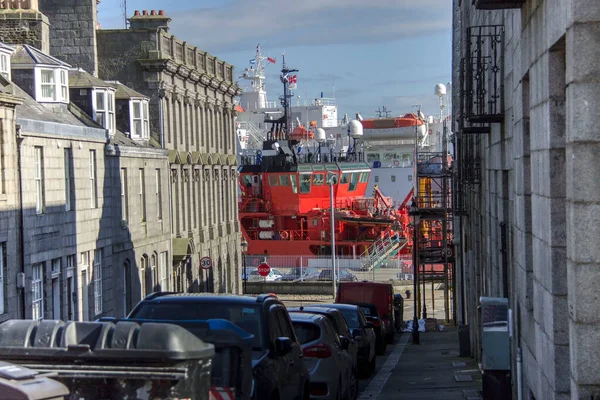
[345,370,359,400]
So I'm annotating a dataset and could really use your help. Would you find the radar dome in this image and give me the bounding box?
[348,120,363,138]
[435,83,447,97]
[316,128,326,143]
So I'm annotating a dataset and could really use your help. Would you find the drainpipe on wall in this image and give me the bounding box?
[16,124,25,319]
[516,346,523,400]
[158,88,165,148]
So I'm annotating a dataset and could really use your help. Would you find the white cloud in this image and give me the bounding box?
[159,0,451,53]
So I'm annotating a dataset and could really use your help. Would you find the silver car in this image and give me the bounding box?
[290,313,355,400]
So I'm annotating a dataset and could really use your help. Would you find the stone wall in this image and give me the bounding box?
[454,0,600,399]
[38,0,98,75]
[0,10,49,53]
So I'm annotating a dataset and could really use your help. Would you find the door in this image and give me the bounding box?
[81,270,89,321]
[275,307,305,397]
[52,277,60,319]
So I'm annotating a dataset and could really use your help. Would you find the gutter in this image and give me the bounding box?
[16,124,25,319]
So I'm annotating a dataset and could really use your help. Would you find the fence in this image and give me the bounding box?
[241,254,414,283]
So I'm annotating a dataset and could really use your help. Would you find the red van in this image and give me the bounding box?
[336,282,396,344]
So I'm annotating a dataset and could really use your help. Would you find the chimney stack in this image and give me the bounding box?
[128,9,171,32]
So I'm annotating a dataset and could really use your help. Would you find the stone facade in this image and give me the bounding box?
[453,1,600,399]
[96,11,242,294]
[38,0,99,75]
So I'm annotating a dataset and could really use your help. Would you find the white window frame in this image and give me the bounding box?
[130,99,150,139]
[93,249,102,315]
[89,150,97,209]
[155,169,162,220]
[34,146,44,214]
[121,168,128,222]
[139,168,146,222]
[32,263,44,320]
[0,53,10,80]
[64,148,72,211]
[35,67,69,103]
[93,89,116,134]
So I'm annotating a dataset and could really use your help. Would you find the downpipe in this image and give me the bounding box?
[516,347,523,400]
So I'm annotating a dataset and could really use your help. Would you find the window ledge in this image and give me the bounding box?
[0,194,7,202]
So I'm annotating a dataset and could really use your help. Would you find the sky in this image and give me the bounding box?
[97,0,452,119]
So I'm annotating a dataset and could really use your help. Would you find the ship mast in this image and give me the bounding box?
[238,44,271,109]
[279,54,298,150]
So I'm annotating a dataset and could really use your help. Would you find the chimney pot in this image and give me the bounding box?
[158,10,165,16]
[142,10,148,15]
[134,10,140,16]
[150,10,156,15]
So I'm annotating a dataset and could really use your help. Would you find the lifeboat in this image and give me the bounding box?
[289,124,314,141]
[360,113,427,140]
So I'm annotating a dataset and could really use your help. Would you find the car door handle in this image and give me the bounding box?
[289,360,295,366]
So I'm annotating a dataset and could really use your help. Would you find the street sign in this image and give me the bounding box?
[257,262,271,277]
[200,256,212,270]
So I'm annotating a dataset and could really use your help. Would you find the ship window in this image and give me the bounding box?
[340,173,350,184]
[290,175,298,194]
[374,176,379,183]
[313,173,325,186]
[241,175,252,188]
[359,172,369,183]
[279,175,290,186]
[391,175,396,182]
[367,153,380,162]
[349,173,359,192]
[300,174,311,194]
[383,153,397,162]
[268,175,279,186]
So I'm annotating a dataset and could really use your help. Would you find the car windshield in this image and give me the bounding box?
[130,302,264,349]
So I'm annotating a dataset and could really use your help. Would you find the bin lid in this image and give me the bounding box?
[0,361,70,400]
[0,320,214,362]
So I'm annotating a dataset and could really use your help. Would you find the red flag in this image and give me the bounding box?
[289,75,297,83]
[267,57,276,64]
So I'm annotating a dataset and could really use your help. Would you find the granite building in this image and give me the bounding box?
[96,10,242,294]
[453,0,600,398]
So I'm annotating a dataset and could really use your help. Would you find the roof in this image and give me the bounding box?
[106,81,147,100]
[288,306,340,315]
[0,42,14,53]
[68,69,115,89]
[289,312,324,323]
[11,44,70,67]
[310,303,361,311]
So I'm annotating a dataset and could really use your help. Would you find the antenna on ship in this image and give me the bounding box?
[279,53,298,152]
[120,0,128,28]
[376,106,392,118]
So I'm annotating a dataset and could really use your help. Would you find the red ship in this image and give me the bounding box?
[237,59,413,270]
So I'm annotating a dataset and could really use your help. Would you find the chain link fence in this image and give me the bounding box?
[241,254,414,283]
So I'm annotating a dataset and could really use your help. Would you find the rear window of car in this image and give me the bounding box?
[339,310,360,329]
[360,306,376,316]
[292,322,321,344]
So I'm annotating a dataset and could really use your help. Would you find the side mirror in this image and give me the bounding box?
[365,322,375,329]
[275,337,293,355]
[339,336,350,350]
[351,328,362,339]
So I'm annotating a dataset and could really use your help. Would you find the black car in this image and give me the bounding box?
[355,303,387,355]
[307,303,377,377]
[128,293,310,400]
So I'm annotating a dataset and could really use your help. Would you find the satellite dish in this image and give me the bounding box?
[435,83,447,97]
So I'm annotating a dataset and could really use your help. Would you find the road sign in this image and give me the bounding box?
[200,256,212,270]
[257,262,271,277]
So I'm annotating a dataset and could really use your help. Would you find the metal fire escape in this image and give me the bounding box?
[360,232,408,271]
[411,119,454,322]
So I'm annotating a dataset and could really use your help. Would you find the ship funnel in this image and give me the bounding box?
[316,128,326,143]
[348,120,363,138]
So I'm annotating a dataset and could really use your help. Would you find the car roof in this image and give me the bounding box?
[288,306,340,315]
[308,303,360,311]
[140,293,275,306]
[289,312,324,323]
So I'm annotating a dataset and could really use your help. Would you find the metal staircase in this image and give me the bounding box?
[239,121,266,148]
[360,232,408,271]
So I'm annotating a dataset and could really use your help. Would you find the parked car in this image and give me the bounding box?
[317,269,358,282]
[336,282,396,344]
[127,293,310,400]
[288,306,359,375]
[307,303,377,377]
[290,313,356,400]
[242,267,256,281]
[355,303,387,355]
[247,268,283,282]
[280,267,320,281]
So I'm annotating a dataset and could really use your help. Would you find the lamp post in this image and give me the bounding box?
[241,238,248,294]
[328,172,338,299]
[409,201,420,344]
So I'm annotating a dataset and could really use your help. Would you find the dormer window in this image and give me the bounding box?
[0,54,9,80]
[130,99,150,139]
[35,67,69,103]
[93,89,116,134]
